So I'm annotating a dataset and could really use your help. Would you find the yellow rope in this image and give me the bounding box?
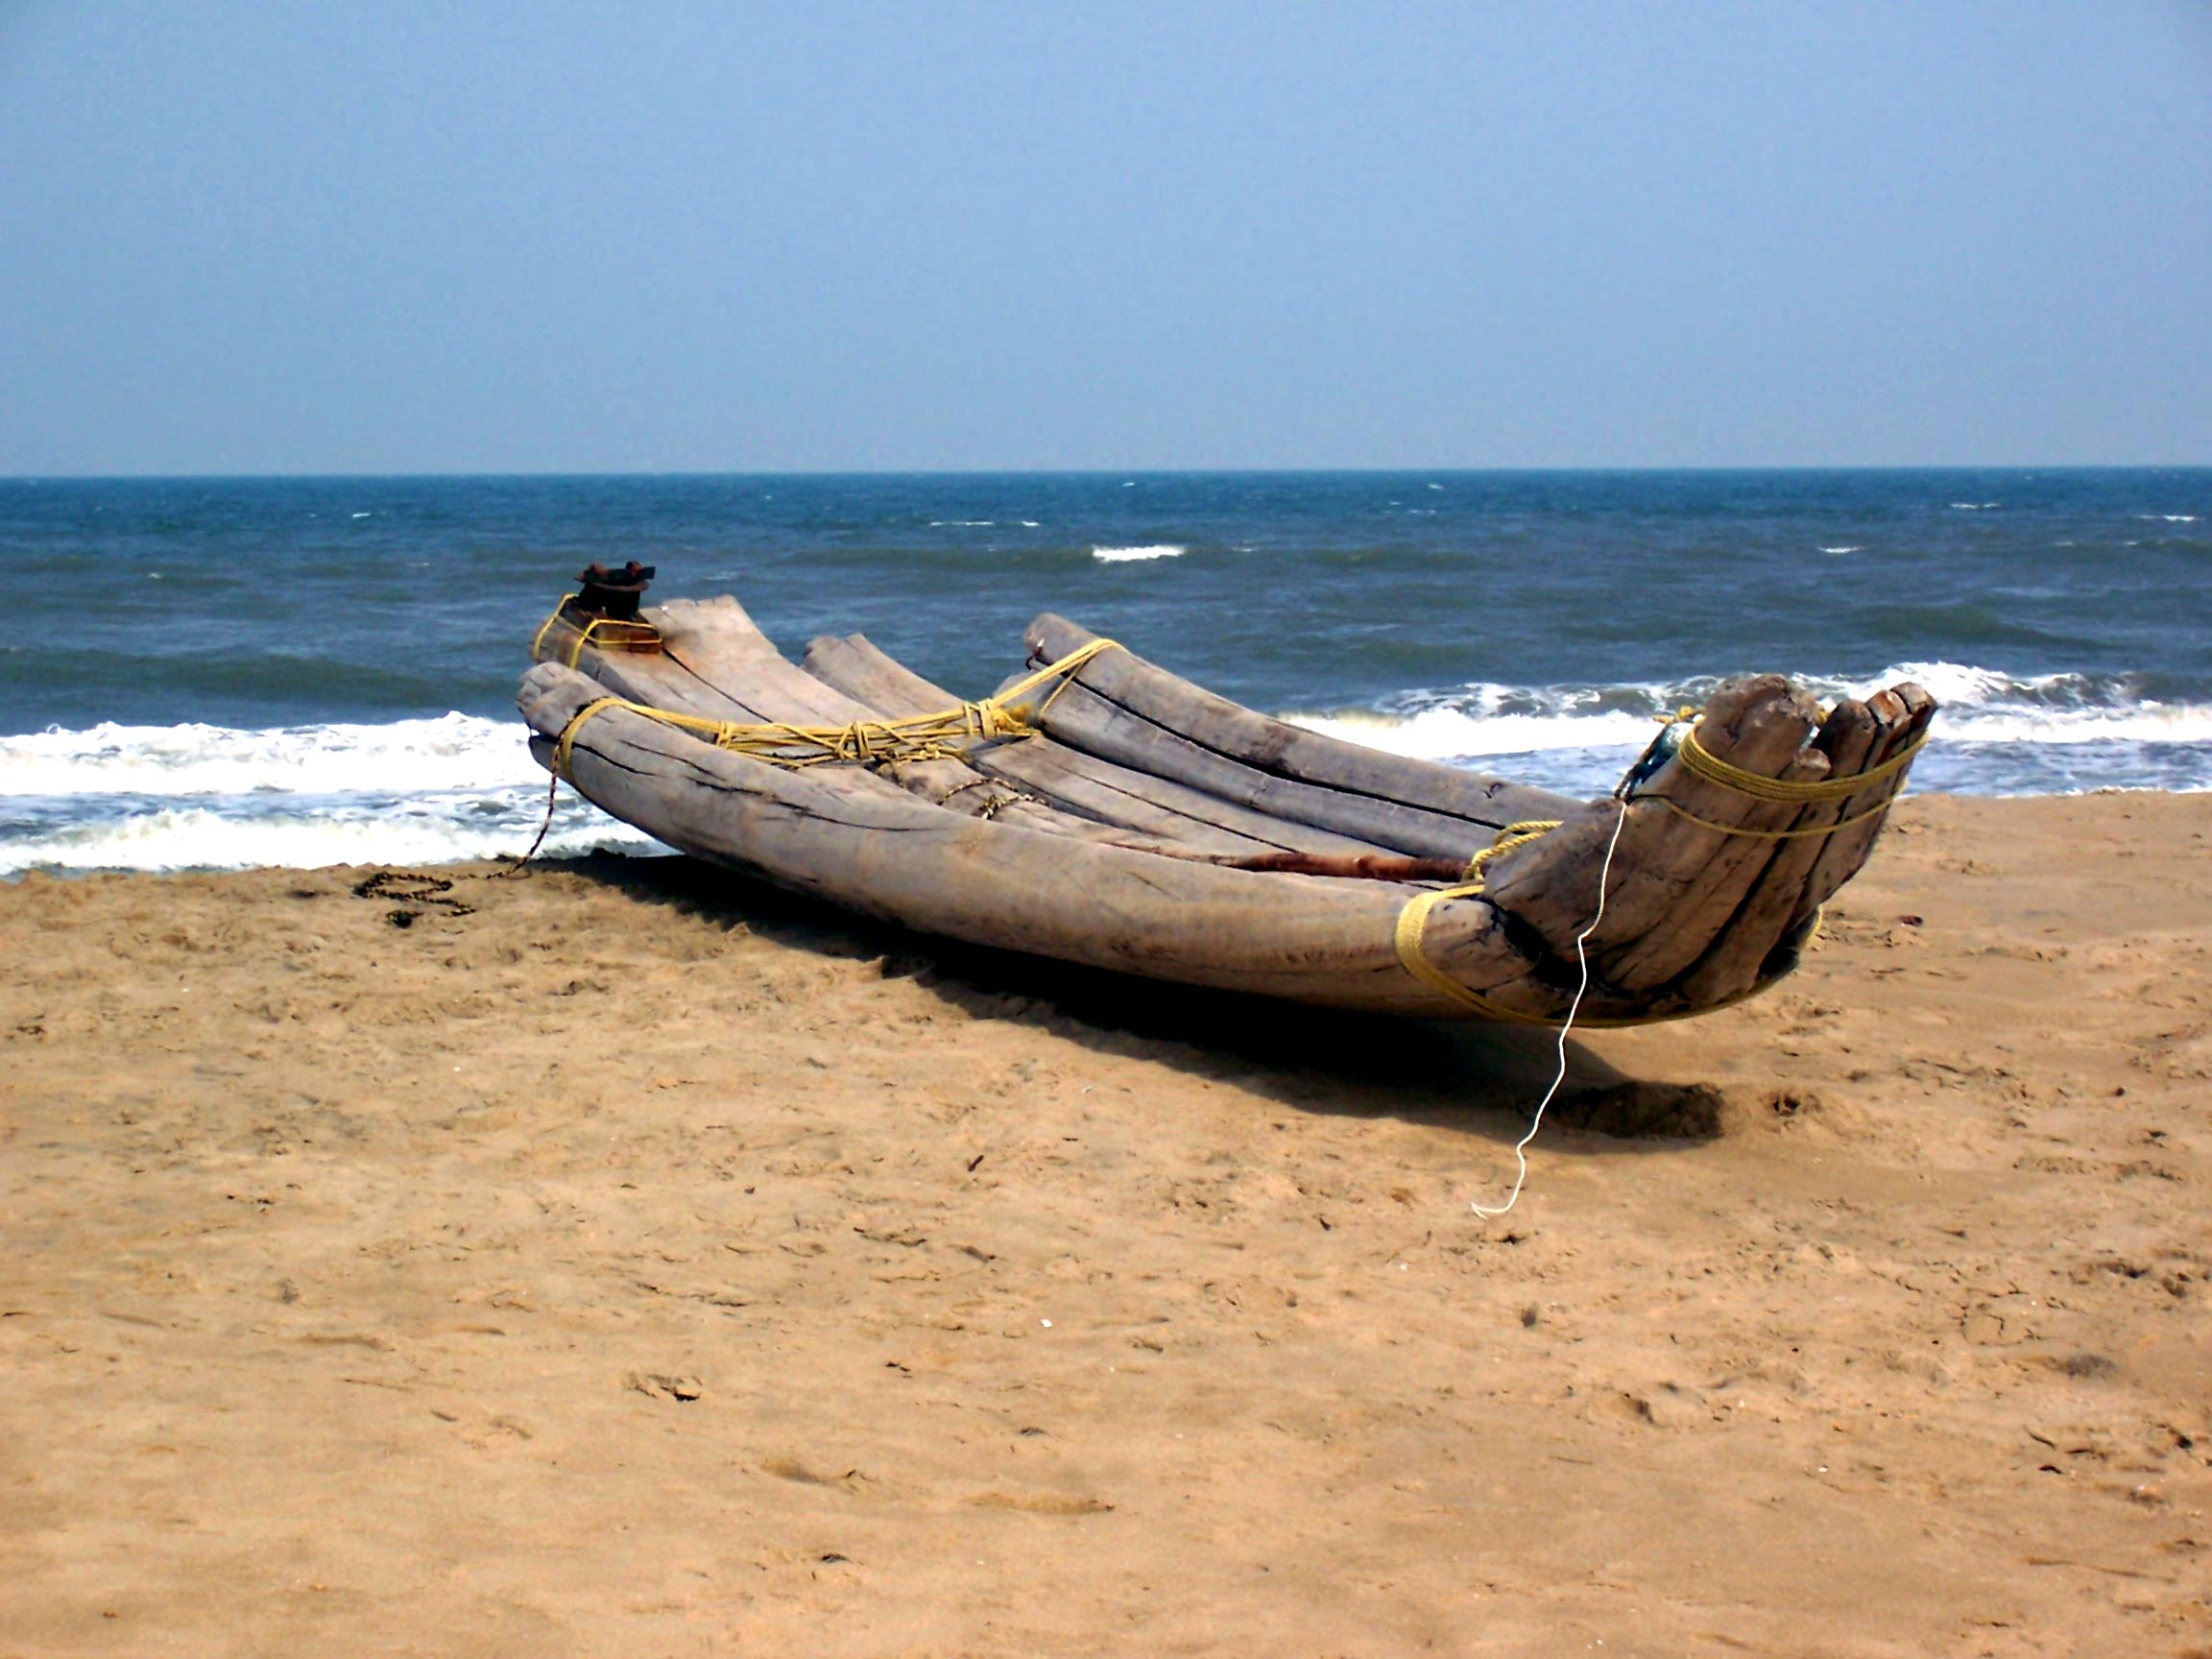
[1393,879,1546,1022]
[529,607,564,662]
[1635,791,1903,839]
[1391,818,1570,1022]
[552,695,629,781]
[533,601,664,669]
[545,631,1123,782]
[1460,818,1561,878]
[1676,720,1927,803]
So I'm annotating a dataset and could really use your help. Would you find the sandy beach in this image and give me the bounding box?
[3,791,2207,1657]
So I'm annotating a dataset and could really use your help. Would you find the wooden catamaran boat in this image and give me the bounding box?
[517,565,1934,1023]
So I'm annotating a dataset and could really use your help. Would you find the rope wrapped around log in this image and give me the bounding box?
[1391,707,1931,1020]
[548,634,1123,781]
[1633,715,1930,837]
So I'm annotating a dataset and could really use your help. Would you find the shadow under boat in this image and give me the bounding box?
[537,848,1731,1151]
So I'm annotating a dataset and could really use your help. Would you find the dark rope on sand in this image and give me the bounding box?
[493,771,563,879]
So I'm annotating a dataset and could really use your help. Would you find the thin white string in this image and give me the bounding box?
[1472,797,1632,1219]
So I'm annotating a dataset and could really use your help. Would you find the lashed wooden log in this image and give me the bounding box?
[1671,695,1887,1005]
[1479,674,1931,1003]
[536,595,882,746]
[519,588,1935,1022]
[532,597,1172,852]
[1595,683,1832,992]
[1788,685,1937,932]
[1022,613,1578,832]
[1013,674,1510,862]
[800,632,1396,860]
[1478,677,1822,986]
[517,659,1519,1013]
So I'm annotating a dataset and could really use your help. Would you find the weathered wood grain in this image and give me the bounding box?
[1022,613,1579,831]
[534,598,1163,849]
[518,660,1525,1014]
[1479,678,1816,973]
[1018,675,1506,862]
[1667,697,1884,1004]
[1597,686,1832,992]
[802,632,1398,859]
[1787,684,1938,933]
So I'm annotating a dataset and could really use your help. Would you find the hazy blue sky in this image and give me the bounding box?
[3,2,2207,473]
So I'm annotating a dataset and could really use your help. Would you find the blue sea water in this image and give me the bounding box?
[0,469,2206,875]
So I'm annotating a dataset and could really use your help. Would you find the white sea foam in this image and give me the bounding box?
[0,712,536,798]
[1092,544,1185,563]
[1950,502,1998,510]
[8,660,2206,877]
[1281,664,2212,763]
[929,519,996,527]
[1823,662,2212,746]
[0,712,662,876]
[3,802,659,876]
[2137,513,2200,523]
[1818,545,1863,555]
[1287,708,1637,761]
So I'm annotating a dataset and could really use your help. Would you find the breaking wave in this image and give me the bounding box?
[0,714,654,877]
[1280,663,2212,798]
[0,712,533,798]
[3,662,2205,875]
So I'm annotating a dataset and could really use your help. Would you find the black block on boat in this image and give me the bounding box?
[574,562,655,620]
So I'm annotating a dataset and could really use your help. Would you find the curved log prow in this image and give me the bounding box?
[1006,610,1936,1020]
[1473,676,1936,1021]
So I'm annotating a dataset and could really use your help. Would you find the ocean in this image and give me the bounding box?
[1,469,2205,877]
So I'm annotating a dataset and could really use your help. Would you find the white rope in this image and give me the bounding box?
[1472,797,1631,1220]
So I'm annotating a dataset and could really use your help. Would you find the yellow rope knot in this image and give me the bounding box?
[1460,818,1561,880]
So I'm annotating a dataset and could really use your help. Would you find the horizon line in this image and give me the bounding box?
[5,461,2210,484]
